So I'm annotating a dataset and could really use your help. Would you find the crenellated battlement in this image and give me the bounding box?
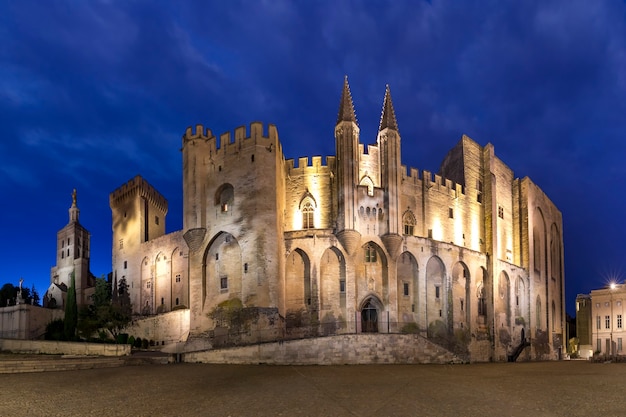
[182,122,283,158]
[109,175,168,213]
[401,166,465,197]
[285,155,336,176]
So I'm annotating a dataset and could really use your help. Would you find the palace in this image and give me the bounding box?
[110,78,565,362]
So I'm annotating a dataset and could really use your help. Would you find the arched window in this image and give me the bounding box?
[215,184,234,212]
[403,210,416,236]
[299,193,317,230]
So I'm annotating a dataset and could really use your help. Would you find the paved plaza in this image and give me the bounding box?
[1,360,625,416]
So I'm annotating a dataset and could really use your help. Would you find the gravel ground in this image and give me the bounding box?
[0,360,624,417]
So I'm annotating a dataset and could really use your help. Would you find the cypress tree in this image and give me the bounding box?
[64,271,78,340]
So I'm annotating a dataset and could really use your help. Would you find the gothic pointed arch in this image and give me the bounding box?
[202,232,242,312]
[359,241,388,305]
[498,271,511,327]
[426,256,447,332]
[359,294,383,333]
[397,251,419,322]
[285,248,313,313]
[320,247,346,313]
[514,276,528,325]
[550,223,562,283]
[140,256,152,315]
[359,175,374,196]
[452,262,470,328]
[171,246,187,309]
[532,207,546,281]
[155,250,169,313]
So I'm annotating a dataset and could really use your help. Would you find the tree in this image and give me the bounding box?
[77,276,132,342]
[0,283,16,307]
[0,282,33,306]
[64,272,78,340]
[30,284,40,306]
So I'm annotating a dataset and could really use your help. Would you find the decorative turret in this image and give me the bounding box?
[335,76,361,254]
[379,85,398,132]
[337,75,357,124]
[378,85,403,256]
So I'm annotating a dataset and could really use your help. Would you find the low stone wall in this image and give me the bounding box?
[123,309,190,346]
[0,339,130,356]
[183,333,464,365]
[0,305,64,340]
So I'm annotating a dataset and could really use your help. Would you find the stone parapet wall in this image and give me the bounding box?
[123,309,190,346]
[183,334,465,365]
[0,339,130,356]
[0,305,63,340]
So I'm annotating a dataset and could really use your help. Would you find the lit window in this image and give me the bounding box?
[365,245,377,263]
[302,201,314,229]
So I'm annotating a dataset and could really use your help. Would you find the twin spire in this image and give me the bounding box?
[336,76,399,132]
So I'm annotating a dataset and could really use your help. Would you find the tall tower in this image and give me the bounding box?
[377,85,403,258]
[110,176,168,311]
[334,76,362,255]
[48,189,93,307]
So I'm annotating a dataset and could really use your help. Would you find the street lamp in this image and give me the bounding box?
[610,282,616,360]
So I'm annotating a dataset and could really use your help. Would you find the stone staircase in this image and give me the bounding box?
[0,351,170,374]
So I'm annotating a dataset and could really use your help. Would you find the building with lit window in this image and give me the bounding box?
[589,283,625,358]
[110,78,565,362]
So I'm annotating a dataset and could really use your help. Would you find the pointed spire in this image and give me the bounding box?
[69,188,80,223]
[336,75,357,125]
[379,84,398,132]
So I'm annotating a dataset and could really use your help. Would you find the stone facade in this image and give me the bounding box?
[111,78,565,362]
[588,283,626,358]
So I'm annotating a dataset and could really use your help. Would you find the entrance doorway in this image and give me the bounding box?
[361,300,378,333]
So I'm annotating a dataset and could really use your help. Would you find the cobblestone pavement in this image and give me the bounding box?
[1,361,625,416]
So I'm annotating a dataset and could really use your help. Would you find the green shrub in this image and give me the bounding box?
[401,322,419,334]
[134,337,143,348]
[116,333,129,344]
[127,336,135,347]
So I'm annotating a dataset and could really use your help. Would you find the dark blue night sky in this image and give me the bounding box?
[2,1,625,314]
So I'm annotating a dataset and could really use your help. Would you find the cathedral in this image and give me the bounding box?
[110,78,565,362]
